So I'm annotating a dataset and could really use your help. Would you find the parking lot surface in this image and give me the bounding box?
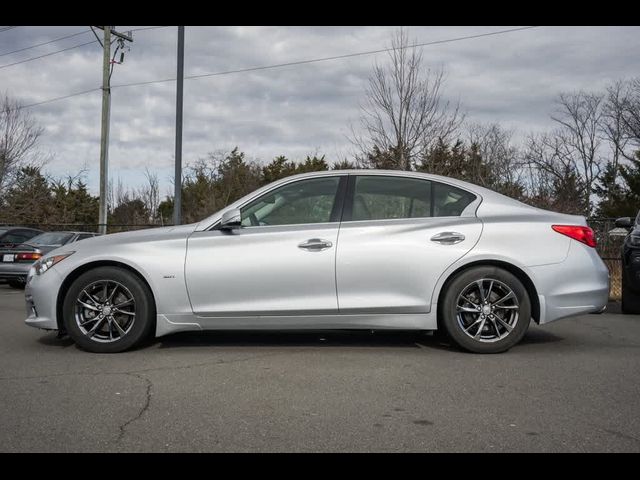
[1,283,639,452]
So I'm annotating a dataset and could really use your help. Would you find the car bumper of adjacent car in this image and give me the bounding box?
[622,248,640,294]
[0,261,31,281]
[531,241,610,324]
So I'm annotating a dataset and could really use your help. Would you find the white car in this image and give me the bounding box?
[25,170,610,354]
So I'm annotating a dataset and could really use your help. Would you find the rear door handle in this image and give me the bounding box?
[298,238,333,251]
[430,232,465,245]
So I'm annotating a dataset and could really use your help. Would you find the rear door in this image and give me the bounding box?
[336,174,483,314]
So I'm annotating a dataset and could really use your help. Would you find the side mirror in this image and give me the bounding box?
[219,208,242,230]
[615,217,633,229]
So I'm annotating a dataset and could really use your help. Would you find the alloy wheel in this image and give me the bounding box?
[74,280,136,343]
[455,278,520,343]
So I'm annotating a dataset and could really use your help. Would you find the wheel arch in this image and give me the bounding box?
[55,260,157,333]
[435,259,540,326]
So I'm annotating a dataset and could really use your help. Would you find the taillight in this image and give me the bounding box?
[16,252,42,261]
[552,225,597,248]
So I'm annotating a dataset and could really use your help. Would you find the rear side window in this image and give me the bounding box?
[348,176,476,221]
[20,230,41,240]
[350,176,432,221]
[1,233,29,243]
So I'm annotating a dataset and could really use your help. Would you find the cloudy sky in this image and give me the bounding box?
[2,25,639,196]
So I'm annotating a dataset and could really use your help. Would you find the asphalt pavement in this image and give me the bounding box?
[0,283,639,452]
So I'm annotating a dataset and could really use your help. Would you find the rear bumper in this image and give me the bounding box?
[531,241,610,324]
[0,262,31,280]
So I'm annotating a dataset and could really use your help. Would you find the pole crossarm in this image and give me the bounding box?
[93,26,133,42]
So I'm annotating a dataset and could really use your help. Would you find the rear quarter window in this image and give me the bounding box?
[432,182,476,217]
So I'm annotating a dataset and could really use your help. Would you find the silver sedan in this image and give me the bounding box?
[24,170,610,354]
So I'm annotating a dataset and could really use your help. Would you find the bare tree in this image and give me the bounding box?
[466,122,524,192]
[352,28,463,170]
[601,80,633,168]
[139,168,160,224]
[522,132,589,215]
[550,91,604,213]
[0,94,44,198]
[604,77,640,156]
[621,78,640,143]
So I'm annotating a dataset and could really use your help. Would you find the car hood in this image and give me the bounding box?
[43,224,199,258]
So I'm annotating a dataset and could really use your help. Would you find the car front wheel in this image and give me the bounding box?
[440,266,532,353]
[63,266,155,353]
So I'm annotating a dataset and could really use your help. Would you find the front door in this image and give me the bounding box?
[185,175,347,317]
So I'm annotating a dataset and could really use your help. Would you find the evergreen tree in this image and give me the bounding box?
[1,166,53,224]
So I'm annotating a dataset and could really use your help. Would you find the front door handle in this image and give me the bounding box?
[298,238,333,251]
[430,232,465,245]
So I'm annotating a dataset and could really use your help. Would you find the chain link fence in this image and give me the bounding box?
[1,217,626,300]
[590,218,625,300]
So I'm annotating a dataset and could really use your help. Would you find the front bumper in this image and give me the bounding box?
[24,268,62,331]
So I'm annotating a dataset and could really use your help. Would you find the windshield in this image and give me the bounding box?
[27,232,74,246]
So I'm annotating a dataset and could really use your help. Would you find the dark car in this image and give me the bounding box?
[0,231,100,289]
[616,211,640,314]
[0,227,43,286]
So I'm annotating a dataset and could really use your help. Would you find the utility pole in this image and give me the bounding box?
[94,26,133,234]
[173,26,185,226]
[97,27,111,235]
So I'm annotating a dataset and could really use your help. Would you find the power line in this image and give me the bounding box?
[0,26,170,68]
[112,26,540,89]
[0,29,91,58]
[14,26,540,111]
[17,88,101,110]
[130,26,169,32]
[0,39,99,69]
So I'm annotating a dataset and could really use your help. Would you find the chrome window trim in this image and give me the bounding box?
[196,170,483,232]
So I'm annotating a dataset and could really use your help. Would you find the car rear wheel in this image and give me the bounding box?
[440,266,531,353]
[62,266,155,353]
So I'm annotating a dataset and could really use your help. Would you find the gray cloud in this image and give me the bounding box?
[1,25,639,196]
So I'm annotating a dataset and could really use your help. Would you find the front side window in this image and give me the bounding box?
[351,176,432,221]
[240,177,341,227]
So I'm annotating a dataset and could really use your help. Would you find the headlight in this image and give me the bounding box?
[34,252,75,275]
[629,235,640,247]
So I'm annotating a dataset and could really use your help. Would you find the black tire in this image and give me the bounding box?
[8,279,25,289]
[621,275,640,314]
[62,266,155,353]
[439,266,531,354]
